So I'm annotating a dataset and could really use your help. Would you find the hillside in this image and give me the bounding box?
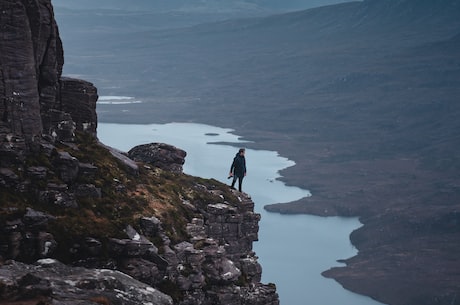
[52,0,348,13]
[53,0,350,32]
[0,1,279,304]
[56,0,460,304]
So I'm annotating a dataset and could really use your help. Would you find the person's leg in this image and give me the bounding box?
[238,176,243,192]
[231,176,237,189]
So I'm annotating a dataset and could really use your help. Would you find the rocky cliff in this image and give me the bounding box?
[0,1,279,304]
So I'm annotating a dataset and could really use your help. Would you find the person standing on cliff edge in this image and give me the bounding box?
[229,148,246,192]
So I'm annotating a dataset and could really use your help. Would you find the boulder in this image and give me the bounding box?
[53,151,79,183]
[0,168,19,188]
[77,162,98,178]
[140,216,162,237]
[23,208,55,230]
[26,166,48,180]
[74,184,101,199]
[118,258,163,286]
[0,259,173,305]
[128,143,186,173]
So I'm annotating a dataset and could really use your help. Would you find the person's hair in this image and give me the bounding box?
[239,148,245,153]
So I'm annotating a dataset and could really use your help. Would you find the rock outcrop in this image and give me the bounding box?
[0,0,98,147]
[128,143,187,173]
[0,1,279,304]
[59,77,98,137]
[0,259,173,305]
[0,178,279,304]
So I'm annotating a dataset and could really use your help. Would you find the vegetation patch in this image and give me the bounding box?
[1,131,239,264]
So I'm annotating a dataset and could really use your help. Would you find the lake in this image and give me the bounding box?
[98,121,385,305]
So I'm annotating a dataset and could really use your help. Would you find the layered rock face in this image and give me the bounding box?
[110,191,277,305]
[0,1,279,304]
[1,0,48,140]
[0,0,97,147]
[0,189,278,304]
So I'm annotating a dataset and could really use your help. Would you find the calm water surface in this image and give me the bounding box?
[98,122,385,305]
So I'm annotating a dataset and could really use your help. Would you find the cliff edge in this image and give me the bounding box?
[0,1,279,304]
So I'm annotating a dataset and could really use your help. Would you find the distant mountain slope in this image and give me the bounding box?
[57,1,460,305]
[53,0,351,13]
[60,0,460,89]
[53,0,355,33]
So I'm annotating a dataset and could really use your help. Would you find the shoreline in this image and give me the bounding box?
[258,147,459,305]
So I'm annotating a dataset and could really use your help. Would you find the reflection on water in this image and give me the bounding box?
[98,122,384,305]
[97,96,143,105]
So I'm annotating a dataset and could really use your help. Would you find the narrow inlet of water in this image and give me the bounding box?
[98,122,385,305]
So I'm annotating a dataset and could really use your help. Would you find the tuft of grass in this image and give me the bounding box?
[235,274,249,287]
[89,296,112,305]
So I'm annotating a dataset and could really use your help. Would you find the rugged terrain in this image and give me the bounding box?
[0,1,278,304]
[54,0,460,304]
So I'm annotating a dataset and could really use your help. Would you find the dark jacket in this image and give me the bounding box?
[230,153,246,178]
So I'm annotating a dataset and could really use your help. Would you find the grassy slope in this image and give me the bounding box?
[0,133,240,265]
